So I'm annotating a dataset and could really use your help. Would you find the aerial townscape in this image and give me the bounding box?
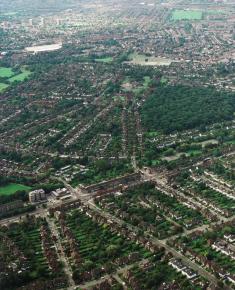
[0,0,234,289]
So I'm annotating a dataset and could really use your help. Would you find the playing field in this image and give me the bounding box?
[9,69,31,82]
[0,67,14,78]
[0,83,9,92]
[172,10,203,20]
[0,67,31,93]
[95,57,113,63]
[0,184,31,196]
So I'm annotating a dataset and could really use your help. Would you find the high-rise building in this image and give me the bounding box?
[29,189,46,203]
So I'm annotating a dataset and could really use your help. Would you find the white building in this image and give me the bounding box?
[52,188,70,199]
[29,189,46,203]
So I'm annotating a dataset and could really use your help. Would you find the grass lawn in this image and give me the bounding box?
[0,183,31,196]
[113,95,125,102]
[66,210,149,270]
[186,149,202,156]
[128,52,146,62]
[0,67,31,92]
[151,160,161,166]
[133,76,151,94]
[95,57,113,63]
[161,77,168,84]
[172,10,203,20]
[9,68,31,82]
[0,83,9,92]
[0,67,14,78]
[143,76,151,88]
[146,131,160,137]
[122,76,151,95]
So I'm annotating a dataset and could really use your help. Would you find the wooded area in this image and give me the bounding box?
[141,85,235,133]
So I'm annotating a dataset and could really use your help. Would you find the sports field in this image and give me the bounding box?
[0,83,9,92]
[95,57,113,63]
[9,68,31,82]
[0,67,14,78]
[0,67,31,92]
[172,10,203,20]
[0,183,31,196]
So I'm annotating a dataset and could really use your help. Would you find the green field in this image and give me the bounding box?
[172,10,203,20]
[146,131,160,137]
[0,83,9,92]
[0,67,31,93]
[95,57,113,63]
[9,68,31,82]
[0,183,31,196]
[143,76,151,88]
[160,77,168,84]
[0,67,14,78]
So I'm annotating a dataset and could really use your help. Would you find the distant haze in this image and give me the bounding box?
[0,0,79,13]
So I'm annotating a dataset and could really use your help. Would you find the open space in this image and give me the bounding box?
[0,67,15,78]
[9,68,31,82]
[0,67,31,92]
[0,183,31,196]
[127,52,172,66]
[95,56,113,63]
[0,83,9,92]
[172,10,203,21]
[25,43,62,53]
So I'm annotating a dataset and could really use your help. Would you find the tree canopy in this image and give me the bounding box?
[141,85,235,133]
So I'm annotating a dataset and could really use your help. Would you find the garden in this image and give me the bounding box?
[191,181,235,215]
[0,217,65,289]
[171,224,235,277]
[97,182,207,235]
[61,209,151,284]
[122,260,204,290]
